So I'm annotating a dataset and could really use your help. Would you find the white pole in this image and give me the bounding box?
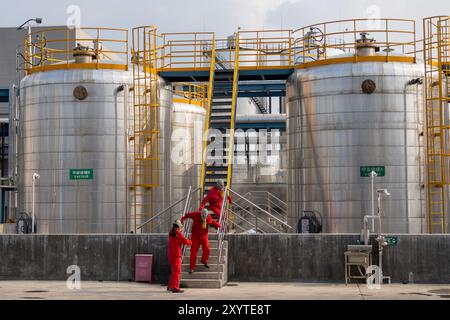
[370,171,377,232]
[32,175,35,233]
[28,24,32,65]
[31,172,40,233]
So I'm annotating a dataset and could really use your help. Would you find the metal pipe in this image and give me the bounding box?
[124,85,130,234]
[114,85,124,233]
[370,171,377,231]
[31,172,40,233]
[403,78,423,233]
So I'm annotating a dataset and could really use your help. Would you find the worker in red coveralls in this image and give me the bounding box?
[199,180,232,221]
[167,219,192,293]
[181,209,221,274]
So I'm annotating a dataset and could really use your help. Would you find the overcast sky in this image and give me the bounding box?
[1,0,448,36]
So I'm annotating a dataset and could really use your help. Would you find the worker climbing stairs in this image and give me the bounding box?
[180,236,229,289]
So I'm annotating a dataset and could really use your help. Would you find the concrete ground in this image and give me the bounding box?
[0,281,449,300]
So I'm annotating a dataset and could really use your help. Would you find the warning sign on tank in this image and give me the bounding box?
[70,169,94,180]
[360,166,386,177]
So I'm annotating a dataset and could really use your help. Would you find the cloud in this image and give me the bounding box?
[0,0,448,37]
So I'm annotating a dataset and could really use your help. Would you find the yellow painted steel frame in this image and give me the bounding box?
[200,35,216,196]
[132,26,160,233]
[173,83,208,108]
[423,16,450,234]
[227,33,240,190]
[24,27,129,75]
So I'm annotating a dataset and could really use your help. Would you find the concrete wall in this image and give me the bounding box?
[228,235,450,284]
[0,234,448,284]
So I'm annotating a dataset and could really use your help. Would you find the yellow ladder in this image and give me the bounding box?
[424,17,450,233]
[132,26,160,233]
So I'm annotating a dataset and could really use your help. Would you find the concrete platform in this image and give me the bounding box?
[0,281,449,300]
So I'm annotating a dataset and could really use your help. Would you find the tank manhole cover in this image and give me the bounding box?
[25,290,48,293]
[428,289,450,295]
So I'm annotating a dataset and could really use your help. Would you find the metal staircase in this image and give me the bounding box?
[200,37,240,197]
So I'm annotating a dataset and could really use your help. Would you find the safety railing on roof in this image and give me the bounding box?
[173,83,209,108]
[148,20,419,72]
[292,18,417,65]
[23,27,129,74]
[159,32,215,70]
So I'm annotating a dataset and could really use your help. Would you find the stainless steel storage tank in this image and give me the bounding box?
[17,27,175,234]
[171,96,206,211]
[287,20,425,233]
[19,68,132,233]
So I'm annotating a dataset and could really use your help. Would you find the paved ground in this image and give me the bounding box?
[0,281,449,300]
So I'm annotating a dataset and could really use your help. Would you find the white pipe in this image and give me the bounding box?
[114,84,129,233]
[31,172,40,233]
[124,85,129,234]
[370,171,377,231]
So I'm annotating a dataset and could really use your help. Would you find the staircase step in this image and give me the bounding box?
[211,101,232,107]
[184,247,227,256]
[182,264,225,273]
[206,165,228,171]
[205,174,228,180]
[181,272,224,280]
[180,279,224,289]
[182,256,227,264]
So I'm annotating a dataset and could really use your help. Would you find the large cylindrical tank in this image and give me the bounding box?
[286,61,425,233]
[171,98,206,212]
[19,69,132,233]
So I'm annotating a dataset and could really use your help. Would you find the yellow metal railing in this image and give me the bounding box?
[293,18,417,65]
[23,27,129,74]
[173,83,208,108]
[227,33,240,190]
[159,32,215,70]
[151,19,418,72]
[423,16,450,234]
[132,26,161,233]
[200,36,217,197]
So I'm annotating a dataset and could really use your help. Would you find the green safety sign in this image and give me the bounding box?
[360,166,386,177]
[385,236,398,247]
[70,169,94,180]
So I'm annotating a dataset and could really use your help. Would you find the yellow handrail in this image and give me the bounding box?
[200,34,217,196]
[24,27,129,74]
[226,33,240,189]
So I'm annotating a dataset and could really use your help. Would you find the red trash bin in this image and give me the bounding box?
[135,254,153,283]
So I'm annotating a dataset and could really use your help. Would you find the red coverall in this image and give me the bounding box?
[168,229,192,290]
[199,187,232,219]
[181,211,221,270]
